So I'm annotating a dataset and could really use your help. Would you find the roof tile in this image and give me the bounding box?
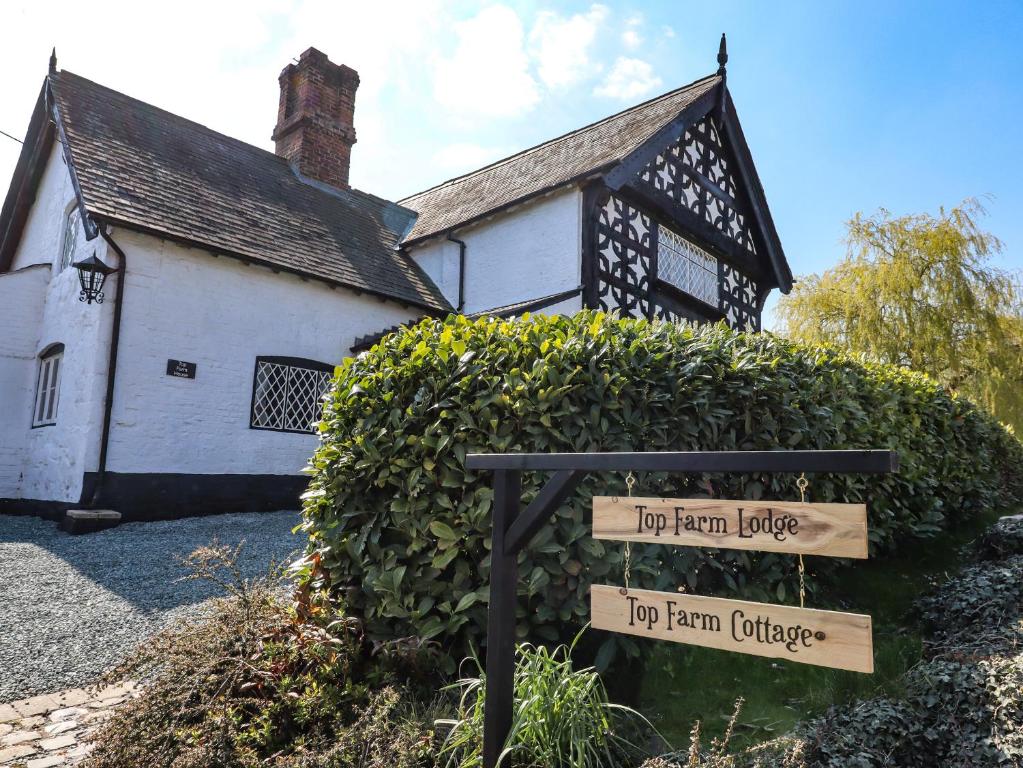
[49,71,450,311]
[398,75,720,244]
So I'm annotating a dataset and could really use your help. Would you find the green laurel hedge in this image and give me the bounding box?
[299,312,1022,668]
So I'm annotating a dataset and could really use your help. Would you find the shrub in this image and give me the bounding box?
[300,312,1023,668]
[976,515,1023,561]
[917,555,1023,658]
[437,632,658,767]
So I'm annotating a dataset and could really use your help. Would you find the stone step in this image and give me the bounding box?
[59,510,121,535]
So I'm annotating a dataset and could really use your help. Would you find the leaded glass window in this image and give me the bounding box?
[657,225,718,306]
[250,357,333,434]
[60,206,81,271]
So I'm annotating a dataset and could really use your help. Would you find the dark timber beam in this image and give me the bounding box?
[504,469,585,554]
[718,91,792,292]
[603,86,718,191]
[467,450,900,474]
[482,469,520,768]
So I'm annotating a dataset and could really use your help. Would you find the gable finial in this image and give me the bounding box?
[49,47,57,75]
[716,33,727,77]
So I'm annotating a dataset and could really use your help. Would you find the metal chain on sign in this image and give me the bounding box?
[621,472,636,594]
[797,472,808,608]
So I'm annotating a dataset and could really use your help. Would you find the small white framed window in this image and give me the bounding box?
[33,345,64,427]
[59,206,81,271]
[250,356,333,434]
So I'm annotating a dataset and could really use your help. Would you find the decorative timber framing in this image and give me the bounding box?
[593,191,656,319]
[581,76,791,332]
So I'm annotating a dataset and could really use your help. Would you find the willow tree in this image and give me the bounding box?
[777,199,1023,430]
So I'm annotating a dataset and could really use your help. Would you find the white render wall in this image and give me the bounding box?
[409,187,583,315]
[1,146,585,503]
[1,141,423,500]
[1,145,114,503]
[104,229,421,476]
[0,264,51,497]
[10,145,79,272]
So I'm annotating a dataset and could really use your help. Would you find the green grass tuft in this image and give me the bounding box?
[439,631,659,767]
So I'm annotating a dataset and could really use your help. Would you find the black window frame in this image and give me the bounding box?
[248,355,334,435]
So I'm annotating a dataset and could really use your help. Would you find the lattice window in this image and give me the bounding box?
[596,193,654,318]
[657,225,718,306]
[33,344,63,427]
[60,206,81,271]
[638,117,758,256]
[250,357,333,434]
[719,264,760,331]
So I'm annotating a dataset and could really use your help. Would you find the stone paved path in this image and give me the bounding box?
[0,682,136,767]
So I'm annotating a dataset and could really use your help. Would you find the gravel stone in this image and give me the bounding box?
[0,510,301,703]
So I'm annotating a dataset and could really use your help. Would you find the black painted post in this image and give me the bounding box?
[483,469,520,768]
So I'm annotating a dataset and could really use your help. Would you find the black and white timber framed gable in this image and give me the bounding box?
[583,39,790,330]
[400,35,792,332]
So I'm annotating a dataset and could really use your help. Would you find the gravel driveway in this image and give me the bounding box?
[0,510,301,703]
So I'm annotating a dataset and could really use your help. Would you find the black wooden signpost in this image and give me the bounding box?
[464,450,899,768]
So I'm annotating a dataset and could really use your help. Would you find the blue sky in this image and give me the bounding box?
[2,1,1020,326]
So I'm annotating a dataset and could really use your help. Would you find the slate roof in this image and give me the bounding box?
[398,75,720,245]
[46,71,450,311]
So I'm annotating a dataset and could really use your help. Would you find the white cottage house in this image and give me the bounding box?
[0,41,792,526]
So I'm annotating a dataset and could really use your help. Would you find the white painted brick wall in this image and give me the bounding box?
[11,145,77,272]
[2,145,585,504]
[410,188,582,315]
[1,145,113,502]
[104,230,421,476]
[2,143,422,500]
[0,264,50,497]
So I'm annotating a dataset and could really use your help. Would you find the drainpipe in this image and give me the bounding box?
[85,226,126,508]
[446,232,466,312]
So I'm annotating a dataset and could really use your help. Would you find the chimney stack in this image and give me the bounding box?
[272,48,359,189]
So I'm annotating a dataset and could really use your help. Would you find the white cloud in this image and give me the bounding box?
[529,4,609,88]
[432,143,507,174]
[594,57,663,100]
[663,25,677,39]
[0,1,668,200]
[622,14,643,49]
[0,0,454,198]
[433,5,540,118]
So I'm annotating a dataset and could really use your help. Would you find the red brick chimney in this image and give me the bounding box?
[272,48,359,189]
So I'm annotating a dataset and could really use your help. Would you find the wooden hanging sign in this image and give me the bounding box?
[591,584,874,673]
[592,497,868,558]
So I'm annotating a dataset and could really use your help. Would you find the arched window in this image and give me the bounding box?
[33,344,64,427]
[250,356,333,433]
[59,206,81,271]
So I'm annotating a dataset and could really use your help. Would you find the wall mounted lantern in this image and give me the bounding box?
[72,252,116,304]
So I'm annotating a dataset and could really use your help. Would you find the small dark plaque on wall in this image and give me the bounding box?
[166,359,197,379]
